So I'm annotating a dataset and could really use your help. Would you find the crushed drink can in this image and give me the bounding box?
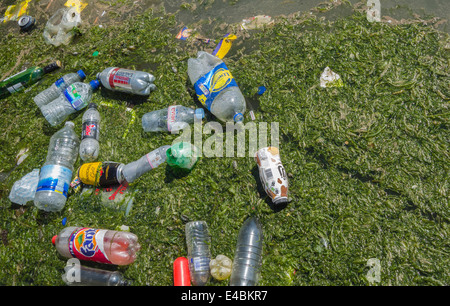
[255,147,288,205]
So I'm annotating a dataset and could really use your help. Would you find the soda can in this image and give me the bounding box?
[255,147,288,205]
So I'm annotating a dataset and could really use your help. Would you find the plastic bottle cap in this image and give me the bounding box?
[233,113,244,123]
[77,70,86,80]
[51,235,57,245]
[89,80,100,90]
[195,108,205,120]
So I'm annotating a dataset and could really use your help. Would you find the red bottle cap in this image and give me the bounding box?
[52,235,57,245]
[173,257,191,286]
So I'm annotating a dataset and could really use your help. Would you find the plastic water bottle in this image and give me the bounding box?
[185,221,211,286]
[40,80,100,127]
[229,217,263,286]
[34,121,80,212]
[121,145,170,184]
[187,51,246,123]
[52,226,141,265]
[34,70,86,108]
[63,264,129,286]
[142,105,205,133]
[96,67,156,95]
[79,103,101,162]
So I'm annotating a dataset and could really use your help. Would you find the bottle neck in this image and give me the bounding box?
[42,61,62,74]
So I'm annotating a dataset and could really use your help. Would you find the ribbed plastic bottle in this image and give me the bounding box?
[79,103,101,162]
[185,221,211,286]
[34,70,86,108]
[96,67,156,95]
[121,145,170,184]
[40,80,100,126]
[142,105,205,133]
[34,121,80,212]
[229,217,263,286]
[63,264,129,286]
[52,226,141,265]
[187,51,246,123]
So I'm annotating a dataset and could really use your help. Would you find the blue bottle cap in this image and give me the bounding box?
[233,112,244,123]
[195,108,205,120]
[89,79,100,90]
[257,86,266,95]
[77,70,86,80]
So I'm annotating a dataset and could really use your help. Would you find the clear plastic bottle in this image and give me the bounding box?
[63,264,129,286]
[229,217,263,286]
[166,142,200,172]
[187,51,246,123]
[79,103,101,162]
[40,80,100,127]
[34,70,86,109]
[52,226,141,265]
[185,221,211,286]
[142,105,204,133]
[34,121,80,212]
[121,145,170,183]
[96,67,156,95]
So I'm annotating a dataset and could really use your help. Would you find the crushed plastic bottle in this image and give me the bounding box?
[76,145,170,186]
[96,67,156,95]
[8,169,40,205]
[210,254,233,281]
[187,51,246,123]
[34,121,80,212]
[52,226,141,265]
[185,221,211,286]
[63,262,130,286]
[142,105,204,133]
[166,142,199,172]
[79,103,101,162]
[43,7,81,47]
[40,80,100,127]
[230,217,263,286]
[34,70,86,109]
[255,147,289,206]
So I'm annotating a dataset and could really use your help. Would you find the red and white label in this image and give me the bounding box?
[107,68,134,90]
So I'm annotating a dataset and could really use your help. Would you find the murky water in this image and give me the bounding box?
[0,0,448,35]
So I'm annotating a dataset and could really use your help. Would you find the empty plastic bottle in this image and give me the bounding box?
[185,221,211,286]
[34,70,86,108]
[230,217,263,286]
[52,226,141,265]
[40,80,100,127]
[77,145,170,186]
[34,121,80,212]
[187,51,246,123]
[121,145,170,183]
[142,105,205,133]
[96,67,156,95]
[63,263,130,286]
[79,103,101,162]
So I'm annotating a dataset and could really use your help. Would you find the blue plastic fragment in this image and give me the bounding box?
[62,217,67,226]
[257,86,266,95]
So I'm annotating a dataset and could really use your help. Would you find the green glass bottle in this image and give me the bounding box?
[0,60,61,99]
[166,142,200,172]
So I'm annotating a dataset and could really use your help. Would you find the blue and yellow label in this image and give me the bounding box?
[36,165,72,198]
[194,62,237,110]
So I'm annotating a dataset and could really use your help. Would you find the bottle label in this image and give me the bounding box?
[78,162,122,186]
[81,120,99,140]
[64,84,86,111]
[107,68,134,91]
[36,165,72,198]
[55,77,65,88]
[145,149,165,169]
[194,62,238,110]
[255,147,288,202]
[68,228,112,264]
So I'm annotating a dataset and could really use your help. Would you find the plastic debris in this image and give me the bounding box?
[320,67,344,88]
[9,169,40,205]
[212,34,237,59]
[257,86,266,95]
[3,0,32,23]
[176,26,192,40]
[18,15,35,32]
[241,15,274,30]
[64,0,88,14]
[43,7,82,47]
[210,255,233,281]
